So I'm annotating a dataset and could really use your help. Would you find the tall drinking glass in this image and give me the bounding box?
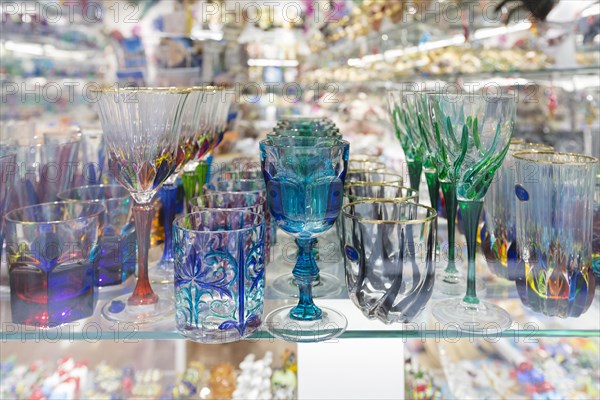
[482,142,553,280]
[514,151,597,317]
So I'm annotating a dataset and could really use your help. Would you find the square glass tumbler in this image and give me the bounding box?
[4,201,105,327]
[58,185,136,287]
[173,209,265,343]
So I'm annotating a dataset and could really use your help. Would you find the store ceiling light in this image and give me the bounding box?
[247,59,299,67]
[3,40,44,56]
[472,22,532,40]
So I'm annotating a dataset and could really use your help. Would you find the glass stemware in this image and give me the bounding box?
[181,88,233,211]
[260,136,349,342]
[388,91,434,199]
[425,92,516,332]
[416,92,484,296]
[95,87,190,324]
[266,130,343,299]
[151,87,233,284]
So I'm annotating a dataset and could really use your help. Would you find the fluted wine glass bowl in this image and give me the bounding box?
[514,151,598,318]
[95,87,190,324]
[260,136,349,342]
[150,87,233,285]
[342,200,437,323]
[425,92,516,332]
[388,91,428,193]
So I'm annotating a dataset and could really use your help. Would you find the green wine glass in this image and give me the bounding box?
[425,92,515,332]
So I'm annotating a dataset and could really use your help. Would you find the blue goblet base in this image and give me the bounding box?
[265,306,347,342]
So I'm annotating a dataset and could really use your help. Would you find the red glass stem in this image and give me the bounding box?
[128,203,159,305]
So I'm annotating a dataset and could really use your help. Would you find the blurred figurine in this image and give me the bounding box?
[233,352,273,400]
[209,363,236,400]
[271,350,297,400]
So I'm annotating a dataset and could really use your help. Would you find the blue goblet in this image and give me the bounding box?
[260,136,349,342]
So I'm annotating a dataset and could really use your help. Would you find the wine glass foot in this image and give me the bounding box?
[432,298,512,332]
[149,259,175,284]
[96,274,135,300]
[265,306,347,342]
[270,272,341,298]
[433,273,486,298]
[101,293,174,324]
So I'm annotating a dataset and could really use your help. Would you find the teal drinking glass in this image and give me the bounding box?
[267,125,343,299]
[514,151,597,317]
[260,136,349,342]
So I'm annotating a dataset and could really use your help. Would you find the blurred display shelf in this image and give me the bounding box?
[301,65,600,89]
[1,227,598,342]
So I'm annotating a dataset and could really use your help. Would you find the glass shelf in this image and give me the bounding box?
[1,225,598,342]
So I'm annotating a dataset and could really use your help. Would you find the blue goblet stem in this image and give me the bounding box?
[440,181,459,277]
[459,199,484,305]
[290,238,322,321]
[158,183,178,266]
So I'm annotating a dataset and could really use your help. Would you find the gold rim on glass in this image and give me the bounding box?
[349,154,380,162]
[91,86,192,94]
[188,85,233,91]
[348,160,386,172]
[5,200,106,225]
[344,182,418,202]
[342,199,437,225]
[513,151,599,165]
[347,171,403,184]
